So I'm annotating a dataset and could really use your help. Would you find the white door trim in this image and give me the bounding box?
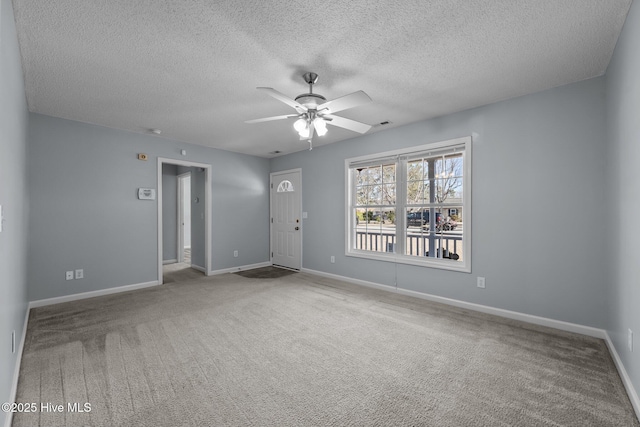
[270,168,302,270]
[157,158,212,284]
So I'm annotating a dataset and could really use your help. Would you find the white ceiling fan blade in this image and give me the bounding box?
[257,87,307,112]
[317,90,372,114]
[323,114,372,134]
[245,114,298,124]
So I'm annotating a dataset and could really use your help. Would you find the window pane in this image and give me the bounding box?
[404,206,463,262]
[423,182,431,204]
[383,164,396,183]
[434,177,462,204]
[405,228,426,257]
[276,180,294,192]
[406,180,421,204]
[407,158,430,204]
[407,179,429,205]
[406,208,425,229]
[354,208,366,227]
[382,183,396,205]
[355,186,364,206]
[434,154,463,179]
[369,166,382,185]
[356,168,368,186]
[354,208,396,253]
[368,185,382,205]
[407,159,423,180]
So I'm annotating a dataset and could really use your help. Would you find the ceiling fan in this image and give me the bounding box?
[245,72,373,150]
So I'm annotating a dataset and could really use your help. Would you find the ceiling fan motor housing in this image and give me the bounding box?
[294,93,326,110]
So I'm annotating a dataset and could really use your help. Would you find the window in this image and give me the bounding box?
[346,136,471,272]
[277,180,295,192]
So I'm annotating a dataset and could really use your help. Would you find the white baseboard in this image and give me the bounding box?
[162,259,178,265]
[209,261,272,276]
[604,332,640,421]
[4,304,30,427]
[191,264,206,273]
[29,280,160,308]
[302,268,605,338]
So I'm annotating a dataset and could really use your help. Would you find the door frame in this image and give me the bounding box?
[157,158,212,284]
[177,172,191,264]
[270,168,302,270]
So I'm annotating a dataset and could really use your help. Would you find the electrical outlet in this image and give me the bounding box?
[629,329,633,352]
[75,269,84,279]
[330,256,335,263]
[233,250,238,258]
[65,271,74,280]
[477,277,486,289]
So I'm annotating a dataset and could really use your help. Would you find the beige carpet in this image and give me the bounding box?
[162,261,204,283]
[13,272,640,426]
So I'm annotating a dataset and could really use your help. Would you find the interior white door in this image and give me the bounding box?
[177,173,191,264]
[271,170,302,270]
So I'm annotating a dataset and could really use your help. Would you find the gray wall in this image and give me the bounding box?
[605,0,640,404]
[271,77,608,328]
[162,164,178,261]
[27,113,270,301]
[0,0,29,421]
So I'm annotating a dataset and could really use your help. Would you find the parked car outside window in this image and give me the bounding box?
[406,210,457,231]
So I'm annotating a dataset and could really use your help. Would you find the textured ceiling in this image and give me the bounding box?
[13,0,632,157]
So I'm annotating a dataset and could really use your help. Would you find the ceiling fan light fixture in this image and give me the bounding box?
[294,117,307,133]
[314,118,328,136]
[299,127,310,138]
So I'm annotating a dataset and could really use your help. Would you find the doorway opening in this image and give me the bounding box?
[157,158,212,285]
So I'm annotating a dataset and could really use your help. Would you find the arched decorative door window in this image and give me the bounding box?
[277,180,295,192]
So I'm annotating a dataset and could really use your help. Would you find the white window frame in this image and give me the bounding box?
[345,136,472,273]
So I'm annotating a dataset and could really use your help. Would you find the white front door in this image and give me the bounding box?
[271,170,302,270]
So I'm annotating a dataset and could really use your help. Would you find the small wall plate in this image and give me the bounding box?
[138,188,156,200]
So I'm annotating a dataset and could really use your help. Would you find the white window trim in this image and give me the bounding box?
[344,136,472,273]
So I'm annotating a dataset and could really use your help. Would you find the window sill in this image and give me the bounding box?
[346,250,471,273]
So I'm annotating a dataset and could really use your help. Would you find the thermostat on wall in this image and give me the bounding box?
[138,188,156,200]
